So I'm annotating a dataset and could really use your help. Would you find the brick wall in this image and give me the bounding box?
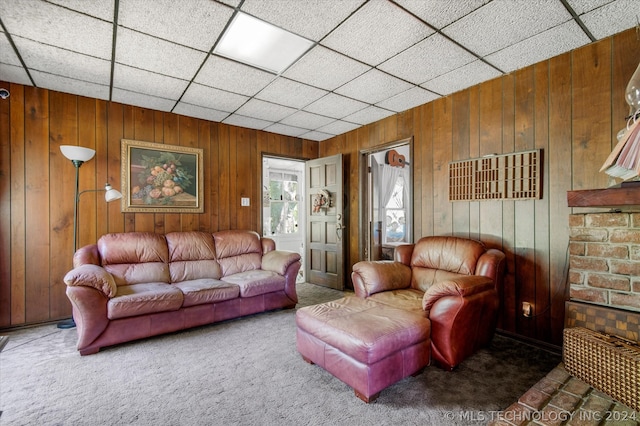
[569,213,640,312]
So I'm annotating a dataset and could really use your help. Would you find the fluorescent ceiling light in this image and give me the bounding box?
[214,12,313,74]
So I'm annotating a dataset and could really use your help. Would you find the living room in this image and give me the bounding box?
[1,1,639,424]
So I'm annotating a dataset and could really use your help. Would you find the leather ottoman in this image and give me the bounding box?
[295,296,431,402]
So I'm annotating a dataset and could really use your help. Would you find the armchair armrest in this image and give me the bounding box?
[351,261,411,298]
[63,264,117,298]
[262,250,301,275]
[422,275,494,312]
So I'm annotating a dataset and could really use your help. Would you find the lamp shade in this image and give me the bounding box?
[104,184,123,202]
[60,145,96,162]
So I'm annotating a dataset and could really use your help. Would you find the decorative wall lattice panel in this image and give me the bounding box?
[449,149,541,201]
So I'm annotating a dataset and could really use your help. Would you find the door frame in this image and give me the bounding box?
[358,137,413,261]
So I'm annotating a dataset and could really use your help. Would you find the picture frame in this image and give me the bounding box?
[121,139,204,213]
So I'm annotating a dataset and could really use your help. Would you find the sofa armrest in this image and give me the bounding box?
[262,250,301,275]
[422,275,494,312]
[351,261,411,298]
[64,264,117,298]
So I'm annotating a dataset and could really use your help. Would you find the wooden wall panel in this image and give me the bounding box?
[0,81,11,326]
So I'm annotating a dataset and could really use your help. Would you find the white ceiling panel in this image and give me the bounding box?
[180,82,249,112]
[336,68,413,104]
[113,64,189,100]
[241,0,365,41]
[321,0,433,66]
[118,0,233,52]
[173,102,230,123]
[255,78,328,109]
[112,87,176,111]
[379,33,477,84]
[303,93,368,119]
[421,60,502,96]
[283,46,370,91]
[0,0,635,142]
[115,28,206,80]
[195,55,276,96]
[486,20,590,73]
[443,0,572,57]
[376,86,440,112]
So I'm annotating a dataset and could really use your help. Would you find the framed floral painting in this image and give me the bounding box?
[121,139,204,213]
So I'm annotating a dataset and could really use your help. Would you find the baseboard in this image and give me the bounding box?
[496,329,562,356]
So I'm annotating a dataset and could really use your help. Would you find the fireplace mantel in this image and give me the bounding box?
[567,184,640,208]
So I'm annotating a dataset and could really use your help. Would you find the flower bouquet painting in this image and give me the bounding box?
[121,139,203,213]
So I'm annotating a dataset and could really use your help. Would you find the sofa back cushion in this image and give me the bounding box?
[98,232,170,286]
[166,231,222,282]
[213,230,262,276]
[410,236,486,292]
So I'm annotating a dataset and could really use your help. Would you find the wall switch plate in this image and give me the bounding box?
[241,197,250,206]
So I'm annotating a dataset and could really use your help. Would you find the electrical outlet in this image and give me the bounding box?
[241,197,250,206]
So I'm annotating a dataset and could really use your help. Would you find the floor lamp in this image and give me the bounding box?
[58,145,123,329]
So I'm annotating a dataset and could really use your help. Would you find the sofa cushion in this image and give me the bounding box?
[166,231,222,282]
[99,232,170,285]
[221,270,285,297]
[411,236,485,275]
[107,282,183,320]
[172,279,239,307]
[367,289,425,315]
[214,230,262,276]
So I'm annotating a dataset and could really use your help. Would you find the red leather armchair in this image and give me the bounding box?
[351,236,506,370]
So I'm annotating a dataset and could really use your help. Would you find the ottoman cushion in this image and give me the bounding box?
[296,296,430,365]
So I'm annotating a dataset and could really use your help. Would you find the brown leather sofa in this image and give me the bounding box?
[351,235,506,370]
[64,230,301,355]
[296,235,505,402]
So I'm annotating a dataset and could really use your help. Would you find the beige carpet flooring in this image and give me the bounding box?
[0,283,561,425]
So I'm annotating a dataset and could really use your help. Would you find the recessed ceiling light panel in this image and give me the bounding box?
[214,12,313,74]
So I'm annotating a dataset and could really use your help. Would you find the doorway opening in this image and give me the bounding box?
[262,156,306,283]
[360,139,413,261]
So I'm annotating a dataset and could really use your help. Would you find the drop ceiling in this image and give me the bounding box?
[0,0,636,141]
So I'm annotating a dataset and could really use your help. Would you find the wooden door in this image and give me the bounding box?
[305,154,344,290]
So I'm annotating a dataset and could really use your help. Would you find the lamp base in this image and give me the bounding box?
[57,318,76,329]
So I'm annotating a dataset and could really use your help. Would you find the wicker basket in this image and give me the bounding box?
[563,327,640,411]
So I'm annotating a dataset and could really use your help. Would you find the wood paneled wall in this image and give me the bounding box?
[0,88,317,328]
[320,28,640,346]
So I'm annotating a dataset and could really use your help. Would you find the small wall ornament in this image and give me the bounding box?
[312,189,330,213]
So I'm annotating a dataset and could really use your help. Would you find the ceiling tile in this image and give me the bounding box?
[395,0,490,29]
[223,114,272,130]
[421,60,502,96]
[335,68,413,104]
[317,120,361,135]
[112,87,176,111]
[342,105,395,125]
[280,111,334,130]
[15,36,111,85]
[47,0,115,21]
[173,102,230,122]
[0,64,32,86]
[304,93,369,118]
[113,64,189,100]
[0,0,113,59]
[195,55,276,96]
[180,82,249,112]
[283,46,370,91]
[235,98,297,122]
[300,130,335,141]
[240,0,365,41]
[379,33,477,84]
[255,78,327,109]
[1,32,23,67]
[304,93,368,119]
[321,0,433,66]
[486,20,589,73]
[578,0,639,40]
[118,0,233,52]
[263,123,308,137]
[566,0,611,15]
[376,86,439,112]
[116,28,206,80]
[443,1,572,57]
[31,70,110,100]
